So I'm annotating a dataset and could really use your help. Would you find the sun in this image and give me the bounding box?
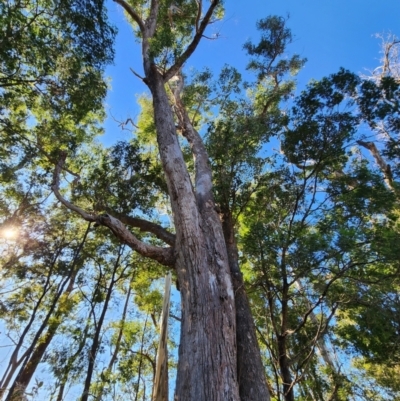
[0,227,19,240]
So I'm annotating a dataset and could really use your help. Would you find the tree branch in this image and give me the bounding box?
[171,74,214,205]
[163,0,220,82]
[357,140,398,194]
[194,0,202,32]
[52,153,95,222]
[104,210,176,246]
[113,0,145,34]
[130,67,146,82]
[52,153,175,267]
[97,214,175,266]
[145,0,159,37]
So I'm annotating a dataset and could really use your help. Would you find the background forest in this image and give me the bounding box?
[0,0,399,400]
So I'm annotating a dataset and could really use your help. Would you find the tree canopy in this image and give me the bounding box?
[0,1,399,400]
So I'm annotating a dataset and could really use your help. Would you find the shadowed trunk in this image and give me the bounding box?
[222,211,270,401]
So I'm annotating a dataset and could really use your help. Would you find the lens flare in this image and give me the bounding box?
[1,227,19,240]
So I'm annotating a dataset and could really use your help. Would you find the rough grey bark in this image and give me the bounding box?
[52,1,272,399]
[146,66,239,400]
[221,211,270,401]
[171,70,270,401]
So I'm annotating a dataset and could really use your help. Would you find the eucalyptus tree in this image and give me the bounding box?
[51,1,275,400]
[0,0,114,185]
[0,211,93,400]
[1,0,114,397]
[241,68,400,400]
[3,0,399,399]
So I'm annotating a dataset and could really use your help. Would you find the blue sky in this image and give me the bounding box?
[102,0,400,144]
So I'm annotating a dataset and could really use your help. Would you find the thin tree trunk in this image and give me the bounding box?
[81,247,122,401]
[4,223,91,401]
[8,296,71,398]
[95,280,133,400]
[277,333,294,401]
[55,319,92,401]
[0,250,62,399]
[276,241,294,401]
[56,383,66,401]
[5,277,70,401]
[294,279,337,370]
[134,316,152,401]
[278,272,294,401]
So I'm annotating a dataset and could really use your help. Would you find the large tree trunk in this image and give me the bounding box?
[147,69,240,401]
[50,2,267,398]
[222,211,270,401]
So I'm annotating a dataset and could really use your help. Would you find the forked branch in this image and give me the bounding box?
[52,153,175,266]
[163,0,220,82]
[113,0,145,33]
[171,74,214,204]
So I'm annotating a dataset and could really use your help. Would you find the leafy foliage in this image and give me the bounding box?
[1,3,400,400]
